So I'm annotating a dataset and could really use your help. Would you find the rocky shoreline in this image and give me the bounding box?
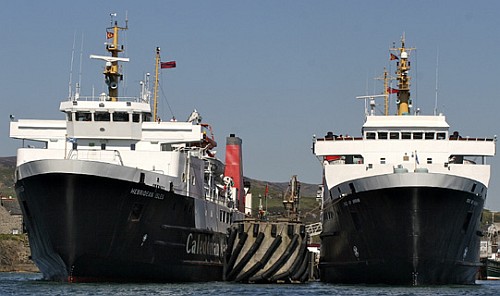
[0,235,39,273]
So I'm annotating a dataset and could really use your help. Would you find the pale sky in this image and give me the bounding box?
[2,0,500,210]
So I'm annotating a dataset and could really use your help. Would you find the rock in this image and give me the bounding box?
[0,235,39,273]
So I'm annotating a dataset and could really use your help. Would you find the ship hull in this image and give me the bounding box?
[486,259,500,280]
[320,173,485,285]
[15,159,230,282]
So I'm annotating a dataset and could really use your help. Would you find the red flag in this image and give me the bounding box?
[264,184,269,197]
[161,61,176,69]
[387,87,399,94]
[390,53,399,60]
[106,32,114,39]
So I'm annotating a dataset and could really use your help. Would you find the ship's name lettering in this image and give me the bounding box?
[465,198,478,206]
[343,198,361,207]
[186,233,225,257]
[130,188,165,200]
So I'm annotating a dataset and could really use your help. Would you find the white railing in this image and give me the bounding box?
[305,222,322,237]
[67,149,124,166]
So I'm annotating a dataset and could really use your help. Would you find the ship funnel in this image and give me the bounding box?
[224,134,245,213]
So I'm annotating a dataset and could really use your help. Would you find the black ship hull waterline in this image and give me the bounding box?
[16,160,228,282]
[320,177,485,285]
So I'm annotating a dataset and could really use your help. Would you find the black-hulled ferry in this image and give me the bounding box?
[312,36,496,285]
[10,16,244,282]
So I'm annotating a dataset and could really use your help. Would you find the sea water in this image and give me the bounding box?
[1,272,500,296]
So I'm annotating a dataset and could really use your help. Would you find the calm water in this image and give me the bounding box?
[1,272,500,296]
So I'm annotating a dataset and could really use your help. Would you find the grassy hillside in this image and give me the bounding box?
[244,177,321,224]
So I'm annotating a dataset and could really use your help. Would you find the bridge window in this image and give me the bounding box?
[75,112,91,121]
[113,112,129,122]
[366,132,376,140]
[402,132,411,139]
[95,112,111,121]
[437,132,446,140]
[390,132,399,139]
[132,113,140,123]
[413,132,423,139]
[66,112,73,121]
[378,132,388,139]
[425,132,435,140]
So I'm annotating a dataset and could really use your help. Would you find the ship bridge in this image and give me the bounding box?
[60,98,152,140]
[313,114,496,189]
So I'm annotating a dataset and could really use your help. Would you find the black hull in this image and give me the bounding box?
[16,172,228,282]
[320,186,484,285]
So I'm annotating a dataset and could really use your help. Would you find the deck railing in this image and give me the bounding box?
[67,149,124,165]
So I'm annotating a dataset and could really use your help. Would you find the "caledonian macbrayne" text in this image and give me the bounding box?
[186,233,225,258]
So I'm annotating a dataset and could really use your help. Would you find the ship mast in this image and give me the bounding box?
[153,47,161,121]
[90,14,129,102]
[106,18,127,101]
[375,68,395,116]
[390,34,415,115]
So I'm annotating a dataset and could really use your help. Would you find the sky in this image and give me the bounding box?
[2,1,500,210]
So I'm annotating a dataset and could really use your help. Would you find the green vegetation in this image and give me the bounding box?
[0,234,26,242]
[246,177,321,224]
[0,157,16,199]
[481,208,500,229]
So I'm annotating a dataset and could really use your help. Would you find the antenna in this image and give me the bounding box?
[76,33,84,100]
[69,31,76,99]
[434,47,439,115]
[110,13,117,26]
[125,11,129,29]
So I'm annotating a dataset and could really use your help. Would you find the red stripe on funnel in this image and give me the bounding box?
[224,135,244,212]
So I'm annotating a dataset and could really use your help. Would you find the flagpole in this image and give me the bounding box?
[434,47,439,115]
[265,184,268,219]
[153,47,161,121]
[383,69,389,116]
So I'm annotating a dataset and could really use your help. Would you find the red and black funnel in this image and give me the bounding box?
[224,134,244,212]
